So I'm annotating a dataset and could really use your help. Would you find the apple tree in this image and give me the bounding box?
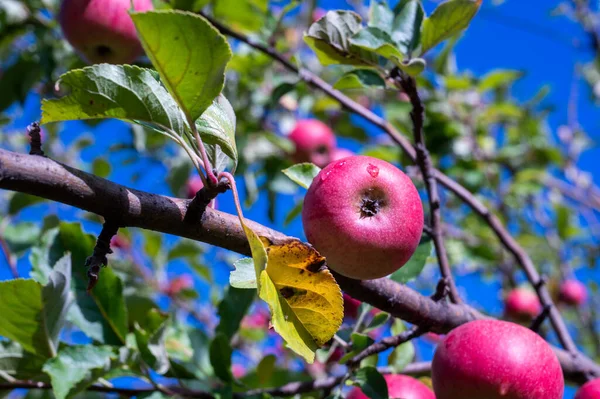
[0,0,599,398]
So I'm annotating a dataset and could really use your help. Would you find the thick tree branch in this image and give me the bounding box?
[394,70,460,304]
[0,149,596,384]
[199,13,578,354]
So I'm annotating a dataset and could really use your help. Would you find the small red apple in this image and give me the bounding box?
[343,293,361,319]
[232,364,246,379]
[289,119,336,168]
[348,374,435,399]
[432,319,563,399]
[59,0,153,65]
[302,155,423,280]
[504,287,541,321]
[163,274,194,296]
[575,378,600,399]
[559,279,587,306]
[110,234,130,251]
[330,148,355,162]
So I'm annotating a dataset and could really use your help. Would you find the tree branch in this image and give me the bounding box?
[199,12,578,355]
[393,70,460,304]
[0,148,596,384]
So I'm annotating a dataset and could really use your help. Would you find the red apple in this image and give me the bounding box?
[432,319,563,399]
[59,0,153,65]
[330,148,355,162]
[343,293,361,319]
[575,378,600,399]
[232,364,246,379]
[302,155,423,280]
[559,279,587,306]
[504,287,541,321]
[289,119,336,168]
[163,274,194,296]
[110,234,130,251]
[348,374,435,399]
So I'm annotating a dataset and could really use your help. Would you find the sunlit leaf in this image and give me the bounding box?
[131,10,232,123]
[420,0,481,55]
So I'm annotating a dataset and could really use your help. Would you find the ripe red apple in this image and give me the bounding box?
[289,119,336,168]
[348,374,435,399]
[330,148,355,162]
[575,378,600,399]
[504,287,541,321]
[343,293,361,319]
[559,279,587,306]
[59,0,153,65]
[302,155,423,280]
[432,319,563,399]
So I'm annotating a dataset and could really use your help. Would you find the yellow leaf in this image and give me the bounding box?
[259,270,318,362]
[261,238,344,347]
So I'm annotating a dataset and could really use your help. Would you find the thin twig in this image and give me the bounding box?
[348,325,425,366]
[85,220,119,291]
[0,236,18,278]
[393,70,461,304]
[27,122,44,156]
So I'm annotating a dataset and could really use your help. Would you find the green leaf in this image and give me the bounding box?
[259,270,318,362]
[215,286,255,341]
[195,94,238,172]
[8,192,45,215]
[391,0,424,54]
[91,158,111,178]
[478,69,523,92]
[281,163,321,189]
[3,222,40,253]
[131,10,232,123]
[304,11,377,67]
[42,345,115,399]
[52,223,128,345]
[397,57,426,76]
[256,354,276,384]
[171,0,210,12]
[0,255,72,358]
[167,240,204,261]
[134,309,170,375]
[369,0,394,32]
[388,319,415,372]
[420,0,481,55]
[213,0,267,32]
[364,312,390,333]
[0,341,46,380]
[390,236,432,284]
[349,27,404,65]
[230,258,257,289]
[352,367,389,399]
[41,65,185,134]
[333,69,386,91]
[209,333,233,383]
